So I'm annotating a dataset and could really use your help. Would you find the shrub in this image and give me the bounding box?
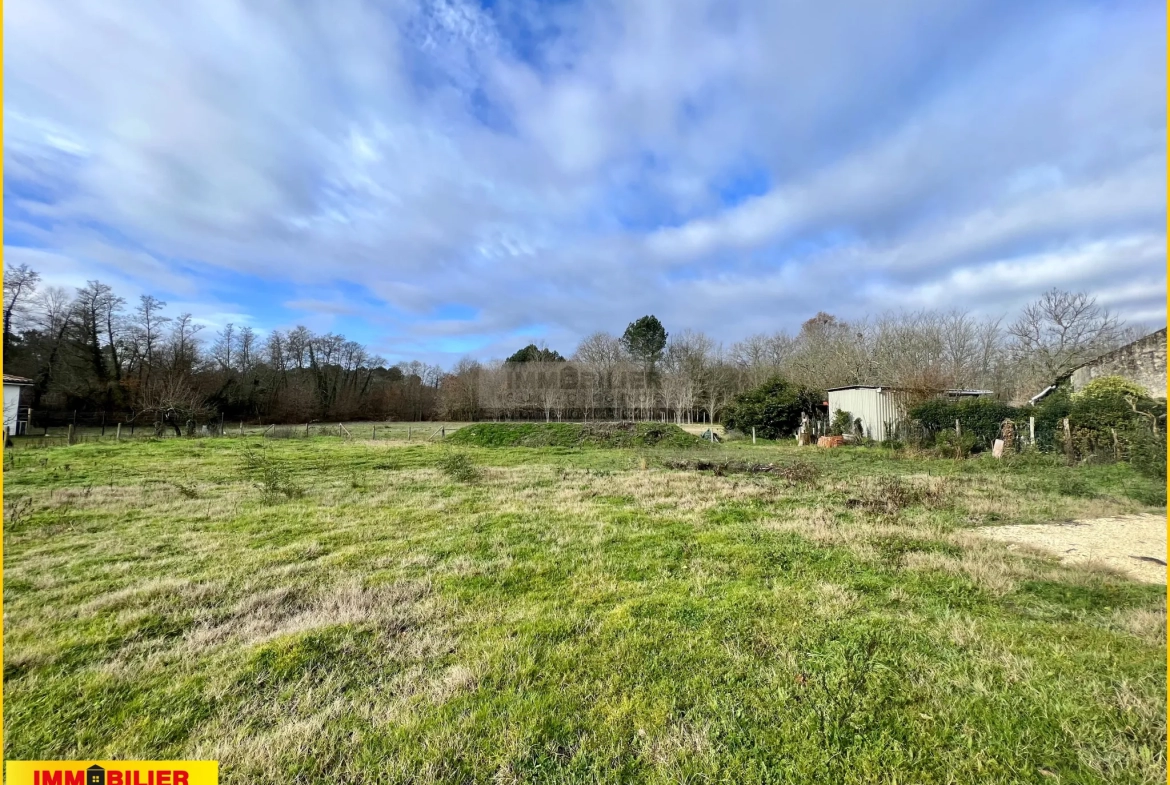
[933,429,977,458]
[830,409,855,437]
[1128,427,1167,481]
[723,377,823,440]
[1029,387,1073,453]
[438,452,480,483]
[242,448,304,500]
[1034,376,1167,464]
[1070,376,1157,432]
[910,396,1022,451]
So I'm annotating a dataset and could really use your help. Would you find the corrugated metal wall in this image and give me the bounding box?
[826,388,909,441]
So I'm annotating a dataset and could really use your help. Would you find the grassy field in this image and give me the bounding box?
[3,428,1166,783]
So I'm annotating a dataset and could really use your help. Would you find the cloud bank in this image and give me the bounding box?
[5,0,1166,362]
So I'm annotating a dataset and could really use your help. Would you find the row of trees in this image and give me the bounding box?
[3,261,1150,427]
[3,266,443,426]
[439,291,1146,422]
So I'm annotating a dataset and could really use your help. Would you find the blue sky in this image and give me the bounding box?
[5,0,1166,365]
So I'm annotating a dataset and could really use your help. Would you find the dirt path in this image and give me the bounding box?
[979,514,1167,584]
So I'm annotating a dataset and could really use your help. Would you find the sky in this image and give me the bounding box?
[5,0,1166,366]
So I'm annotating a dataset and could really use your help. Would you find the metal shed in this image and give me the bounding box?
[825,386,908,441]
[826,386,993,441]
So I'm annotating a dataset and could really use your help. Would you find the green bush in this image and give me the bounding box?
[910,397,1022,451]
[438,452,480,483]
[1070,376,1158,432]
[1034,376,1167,464]
[723,377,823,440]
[1029,387,1073,453]
[934,429,977,458]
[1128,427,1167,481]
[830,409,855,437]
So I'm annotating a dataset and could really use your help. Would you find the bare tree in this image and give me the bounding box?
[4,263,41,343]
[211,323,236,372]
[29,286,74,403]
[168,314,203,375]
[131,295,171,384]
[138,374,211,437]
[1008,289,1128,381]
[235,326,257,375]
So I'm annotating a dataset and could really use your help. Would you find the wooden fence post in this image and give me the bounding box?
[752,426,756,445]
[441,427,446,438]
[101,413,106,437]
[1063,417,1073,461]
[239,421,244,437]
[372,426,376,440]
[955,419,961,437]
[1029,416,1035,445]
[408,426,412,440]
[67,424,75,446]
[116,423,122,442]
[220,413,225,436]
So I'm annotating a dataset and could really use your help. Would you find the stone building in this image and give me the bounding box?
[1069,328,1167,399]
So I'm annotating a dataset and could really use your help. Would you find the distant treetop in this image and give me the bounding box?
[505,344,566,364]
[621,315,668,368]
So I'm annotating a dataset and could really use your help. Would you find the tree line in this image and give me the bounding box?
[440,291,1147,423]
[2,266,443,428]
[2,262,1149,427]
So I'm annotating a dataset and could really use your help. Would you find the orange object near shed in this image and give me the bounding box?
[816,435,845,448]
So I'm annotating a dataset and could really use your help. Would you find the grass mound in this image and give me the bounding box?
[449,421,708,449]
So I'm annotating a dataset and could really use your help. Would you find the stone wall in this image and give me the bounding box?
[1070,328,1167,398]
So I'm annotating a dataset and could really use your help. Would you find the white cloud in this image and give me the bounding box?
[3,0,1165,361]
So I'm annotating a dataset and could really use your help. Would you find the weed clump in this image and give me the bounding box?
[172,481,200,499]
[663,457,819,486]
[847,476,950,516]
[438,452,480,483]
[242,448,304,501]
[1055,474,1095,498]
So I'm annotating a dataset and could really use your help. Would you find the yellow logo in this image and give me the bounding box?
[5,762,218,785]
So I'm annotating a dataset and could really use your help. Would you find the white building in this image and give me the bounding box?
[3,375,33,435]
[826,385,992,441]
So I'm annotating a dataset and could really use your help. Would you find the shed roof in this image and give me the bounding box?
[3,374,34,385]
[826,385,993,396]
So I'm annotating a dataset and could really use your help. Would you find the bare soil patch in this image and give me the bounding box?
[979,514,1167,584]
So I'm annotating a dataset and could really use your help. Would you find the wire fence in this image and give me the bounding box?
[5,410,469,450]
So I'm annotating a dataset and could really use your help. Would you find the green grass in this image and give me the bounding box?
[3,435,1166,783]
